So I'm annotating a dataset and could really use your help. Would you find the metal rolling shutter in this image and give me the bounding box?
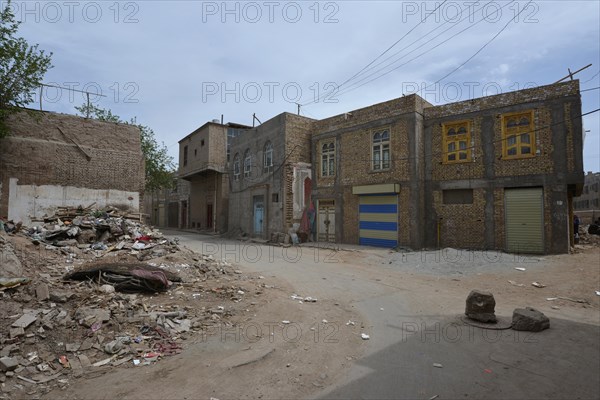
[359,194,398,248]
[505,188,544,254]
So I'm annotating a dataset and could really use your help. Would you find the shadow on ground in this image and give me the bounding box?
[318,316,600,400]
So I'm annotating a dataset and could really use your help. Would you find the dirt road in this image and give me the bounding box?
[53,232,600,399]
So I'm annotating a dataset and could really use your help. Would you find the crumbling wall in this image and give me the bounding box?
[0,110,145,224]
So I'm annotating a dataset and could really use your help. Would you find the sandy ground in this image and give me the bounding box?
[22,231,600,399]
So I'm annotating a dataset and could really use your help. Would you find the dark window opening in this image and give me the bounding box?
[183,145,188,167]
[443,189,473,204]
[272,193,279,202]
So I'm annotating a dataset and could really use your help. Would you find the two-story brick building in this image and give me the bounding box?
[227,112,314,239]
[178,121,250,232]
[311,80,584,254]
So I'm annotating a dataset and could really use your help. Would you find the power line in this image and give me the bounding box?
[331,0,502,99]
[306,0,516,105]
[581,86,600,93]
[583,70,600,84]
[335,1,449,91]
[417,0,532,97]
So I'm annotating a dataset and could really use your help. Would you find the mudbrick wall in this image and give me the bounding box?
[0,110,145,224]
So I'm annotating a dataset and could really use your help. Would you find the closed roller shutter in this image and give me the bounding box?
[505,188,544,254]
[359,194,398,248]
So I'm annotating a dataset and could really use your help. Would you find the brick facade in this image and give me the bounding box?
[310,80,584,254]
[178,122,245,232]
[0,110,144,224]
[227,113,315,239]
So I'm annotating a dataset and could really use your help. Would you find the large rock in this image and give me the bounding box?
[465,290,497,323]
[512,307,549,332]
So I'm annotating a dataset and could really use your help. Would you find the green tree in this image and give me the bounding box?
[75,103,175,191]
[0,0,53,136]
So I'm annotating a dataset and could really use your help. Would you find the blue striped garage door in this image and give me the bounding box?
[359,194,398,248]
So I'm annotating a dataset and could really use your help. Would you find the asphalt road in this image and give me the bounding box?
[167,230,600,400]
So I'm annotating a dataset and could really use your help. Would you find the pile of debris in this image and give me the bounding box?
[0,208,267,399]
[579,224,600,245]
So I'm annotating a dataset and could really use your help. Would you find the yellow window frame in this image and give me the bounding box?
[502,110,535,159]
[442,120,471,164]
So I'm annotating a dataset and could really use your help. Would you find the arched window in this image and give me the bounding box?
[263,141,273,172]
[502,111,535,159]
[442,121,471,163]
[233,153,240,180]
[372,129,390,170]
[321,141,335,177]
[244,149,251,177]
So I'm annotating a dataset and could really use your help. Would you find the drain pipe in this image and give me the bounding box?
[437,217,443,249]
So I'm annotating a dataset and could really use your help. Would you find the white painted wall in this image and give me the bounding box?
[8,178,140,225]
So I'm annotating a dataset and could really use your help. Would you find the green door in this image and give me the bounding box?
[505,188,544,254]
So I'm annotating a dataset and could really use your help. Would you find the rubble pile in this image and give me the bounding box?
[579,224,600,245]
[0,209,266,399]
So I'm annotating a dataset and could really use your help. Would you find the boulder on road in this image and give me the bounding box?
[465,290,497,323]
[512,307,549,332]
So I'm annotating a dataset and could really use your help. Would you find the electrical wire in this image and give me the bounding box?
[304,1,517,105]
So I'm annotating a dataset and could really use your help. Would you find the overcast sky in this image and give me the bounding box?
[6,0,600,171]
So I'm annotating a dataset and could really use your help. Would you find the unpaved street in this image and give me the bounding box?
[55,231,600,399]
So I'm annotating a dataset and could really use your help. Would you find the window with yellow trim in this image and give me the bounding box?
[502,111,535,159]
[442,121,471,163]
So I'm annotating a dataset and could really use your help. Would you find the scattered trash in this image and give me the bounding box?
[282,320,291,324]
[58,355,70,369]
[322,319,328,323]
[508,280,525,287]
[433,363,443,368]
[0,277,31,290]
[484,369,493,374]
[361,333,370,340]
[514,267,526,271]
[595,291,600,296]
[557,296,589,304]
[531,282,546,288]
[546,297,558,301]
[346,320,355,326]
[429,395,439,400]
[0,205,268,398]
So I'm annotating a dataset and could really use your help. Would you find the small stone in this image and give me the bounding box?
[99,285,115,294]
[11,314,37,329]
[35,284,50,301]
[9,327,25,338]
[512,307,550,332]
[49,290,74,303]
[0,357,18,372]
[65,343,80,352]
[74,307,110,327]
[465,290,497,323]
[78,354,92,368]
